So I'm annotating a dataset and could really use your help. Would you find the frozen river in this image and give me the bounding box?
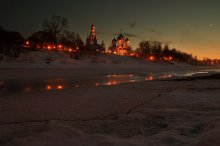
[1,69,220,96]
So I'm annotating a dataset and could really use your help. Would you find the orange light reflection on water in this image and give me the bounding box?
[105,81,118,86]
[46,85,52,90]
[57,85,64,90]
[159,74,172,79]
[145,76,154,81]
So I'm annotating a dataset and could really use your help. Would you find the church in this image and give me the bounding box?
[86,23,97,46]
[85,23,105,53]
[109,34,131,55]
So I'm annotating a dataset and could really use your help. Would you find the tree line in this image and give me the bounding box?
[0,15,219,64]
[137,40,197,63]
[0,26,24,57]
[28,15,84,51]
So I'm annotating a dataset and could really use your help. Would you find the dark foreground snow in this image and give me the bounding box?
[0,77,220,146]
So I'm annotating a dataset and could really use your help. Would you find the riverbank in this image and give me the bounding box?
[0,73,220,146]
[0,53,220,146]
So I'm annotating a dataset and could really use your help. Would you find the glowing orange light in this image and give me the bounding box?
[69,48,73,52]
[26,41,30,45]
[130,53,135,56]
[58,45,62,48]
[46,85,52,90]
[149,56,155,61]
[57,85,63,90]
[47,46,51,50]
[145,76,153,81]
[114,51,117,54]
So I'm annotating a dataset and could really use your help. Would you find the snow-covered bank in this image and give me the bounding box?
[0,51,217,80]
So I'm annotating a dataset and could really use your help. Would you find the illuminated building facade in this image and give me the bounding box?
[109,34,130,55]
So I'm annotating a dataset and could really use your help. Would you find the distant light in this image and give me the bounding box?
[114,51,117,54]
[130,53,135,56]
[26,41,30,45]
[149,56,155,61]
[69,48,73,52]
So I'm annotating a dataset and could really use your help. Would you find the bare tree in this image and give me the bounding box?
[42,15,68,50]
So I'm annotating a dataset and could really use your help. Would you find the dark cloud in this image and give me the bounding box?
[148,28,156,33]
[96,31,104,35]
[113,32,143,38]
[125,22,136,28]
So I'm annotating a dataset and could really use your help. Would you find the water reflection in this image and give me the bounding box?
[46,85,52,90]
[104,81,118,86]
[159,74,173,79]
[6,73,175,95]
[75,85,80,88]
[183,71,209,77]
[24,86,32,93]
[57,85,64,90]
[145,76,154,81]
[95,83,100,86]
[5,70,217,96]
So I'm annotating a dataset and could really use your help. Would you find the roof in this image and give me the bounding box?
[112,38,117,42]
[125,38,129,42]
[117,34,124,40]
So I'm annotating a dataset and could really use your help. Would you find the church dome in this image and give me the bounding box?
[112,38,117,43]
[117,34,124,40]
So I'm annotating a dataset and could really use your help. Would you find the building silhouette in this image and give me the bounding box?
[85,23,104,53]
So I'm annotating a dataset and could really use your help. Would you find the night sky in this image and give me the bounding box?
[1,0,220,58]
